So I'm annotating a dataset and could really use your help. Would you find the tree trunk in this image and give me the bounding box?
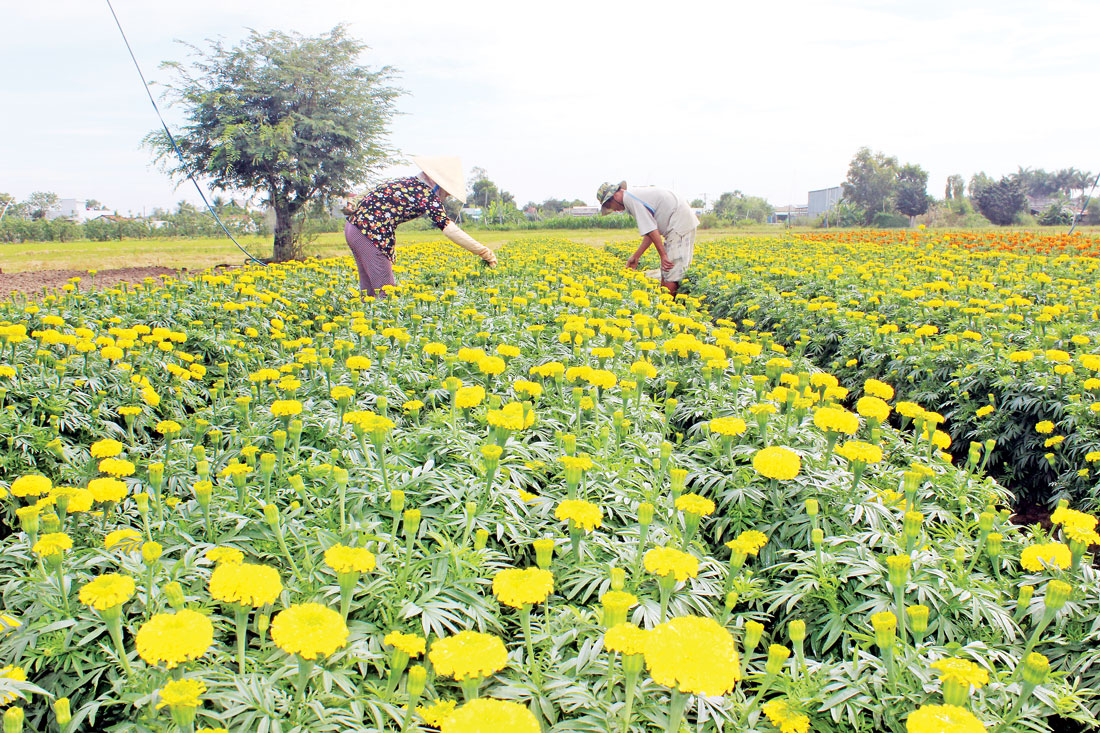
[272,200,295,262]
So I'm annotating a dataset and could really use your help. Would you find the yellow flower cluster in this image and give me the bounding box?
[491,567,554,608]
[555,499,602,532]
[324,544,377,574]
[209,562,283,608]
[643,547,699,582]
[752,446,801,480]
[428,631,508,682]
[270,603,349,660]
[643,615,740,696]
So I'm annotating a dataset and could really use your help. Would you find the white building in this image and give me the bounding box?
[808,186,842,217]
[45,199,113,223]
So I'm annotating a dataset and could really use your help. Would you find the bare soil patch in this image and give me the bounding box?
[0,266,180,297]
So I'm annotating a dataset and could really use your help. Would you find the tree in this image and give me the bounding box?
[712,191,772,223]
[689,198,705,209]
[894,164,930,225]
[148,25,402,262]
[944,175,965,201]
[25,191,59,219]
[468,168,501,209]
[85,199,105,210]
[842,147,898,224]
[0,193,15,221]
[968,172,994,199]
[974,177,1026,225]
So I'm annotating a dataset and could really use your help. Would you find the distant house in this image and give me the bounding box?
[808,186,842,217]
[461,207,483,221]
[769,204,809,223]
[563,206,599,217]
[45,199,113,223]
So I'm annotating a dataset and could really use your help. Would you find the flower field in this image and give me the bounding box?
[0,236,1097,732]
[685,229,1100,510]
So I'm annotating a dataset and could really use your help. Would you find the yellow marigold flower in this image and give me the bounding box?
[1064,526,1100,546]
[930,658,989,689]
[136,609,214,669]
[604,622,649,656]
[79,573,136,611]
[856,396,891,421]
[559,454,594,472]
[209,562,283,608]
[155,678,206,710]
[33,532,73,558]
[492,568,554,608]
[416,699,457,726]
[423,342,447,357]
[90,439,124,459]
[455,386,485,409]
[1035,421,1055,434]
[644,615,740,696]
[104,528,143,552]
[813,406,860,435]
[863,378,895,400]
[835,440,884,465]
[512,379,543,399]
[345,355,372,370]
[895,401,924,418]
[440,699,539,733]
[763,698,810,733]
[487,402,534,431]
[752,446,801,481]
[906,704,984,733]
[675,493,715,517]
[88,477,127,503]
[270,603,349,660]
[403,399,424,413]
[643,547,699,582]
[736,530,768,554]
[155,420,182,435]
[1020,543,1071,572]
[429,631,508,681]
[270,400,302,418]
[709,416,747,436]
[11,474,51,498]
[205,547,244,565]
[98,457,136,477]
[630,360,657,379]
[383,631,426,658]
[324,544,376,574]
[1050,507,1098,531]
[930,430,951,450]
[478,356,506,376]
[0,666,26,705]
[975,405,994,418]
[555,499,602,532]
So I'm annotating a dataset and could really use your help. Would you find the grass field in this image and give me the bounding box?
[0,226,793,273]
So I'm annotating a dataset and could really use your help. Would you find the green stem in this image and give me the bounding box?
[234,606,249,675]
[666,688,689,733]
[521,606,542,688]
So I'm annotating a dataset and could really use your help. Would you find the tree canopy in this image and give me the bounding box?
[147,25,401,261]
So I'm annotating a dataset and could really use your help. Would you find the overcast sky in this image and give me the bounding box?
[3,0,1098,215]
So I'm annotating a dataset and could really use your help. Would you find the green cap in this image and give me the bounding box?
[597,181,626,207]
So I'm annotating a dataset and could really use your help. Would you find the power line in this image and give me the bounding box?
[104,0,266,265]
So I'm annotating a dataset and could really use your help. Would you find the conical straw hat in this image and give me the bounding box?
[411,156,467,204]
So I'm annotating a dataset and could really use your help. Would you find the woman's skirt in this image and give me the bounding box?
[344,221,395,296]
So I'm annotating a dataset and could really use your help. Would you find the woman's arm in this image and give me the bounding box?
[442,223,497,266]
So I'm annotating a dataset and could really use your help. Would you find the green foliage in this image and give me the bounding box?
[147,25,401,262]
[894,164,930,219]
[842,148,899,224]
[869,212,909,228]
[712,192,774,223]
[974,177,1027,226]
[1038,204,1073,227]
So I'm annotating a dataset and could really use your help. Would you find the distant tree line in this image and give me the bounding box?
[840,147,1098,228]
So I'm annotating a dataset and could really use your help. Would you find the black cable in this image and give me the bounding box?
[1069,171,1100,236]
[104,0,267,265]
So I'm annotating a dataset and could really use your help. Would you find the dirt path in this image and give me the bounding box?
[0,266,181,296]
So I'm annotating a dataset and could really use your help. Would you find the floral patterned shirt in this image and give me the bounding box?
[347,176,452,262]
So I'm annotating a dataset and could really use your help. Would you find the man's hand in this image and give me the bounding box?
[625,255,639,270]
[660,254,674,271]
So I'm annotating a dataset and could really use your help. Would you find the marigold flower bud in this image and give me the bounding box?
[987,532,1003,558]
[4,706,24,733]
[907,604,929,634]
[473,528,489,550]
[533,538,554,569]
[725,591,739,610]
[805,498,819,516]
[638,502,654,525]
[407,664,427,699]
[903,511,923,538]
[660,441,672,461]
[1017,585,1034,612]
[134,492,149,514]
[744,620,764,652]
[609,567,626,591]
[389,489,405,513]
[1021,652,1049,686]
[52,698,70,726]
[765,644,791,675]
[670,468,687,493]
[41,513,60,533]
[273,430,287,451]
[142,541,163,565]
[979,512,995,533]
[1045,580,1072,612]
[788,620,806,643]
[403,509,421,538]
[886,555,910,589]
[163,581,185,609]
[811,528,824,546]
[263,503,279,528]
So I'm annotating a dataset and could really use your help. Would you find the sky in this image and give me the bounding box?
[3,0,1098,216]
